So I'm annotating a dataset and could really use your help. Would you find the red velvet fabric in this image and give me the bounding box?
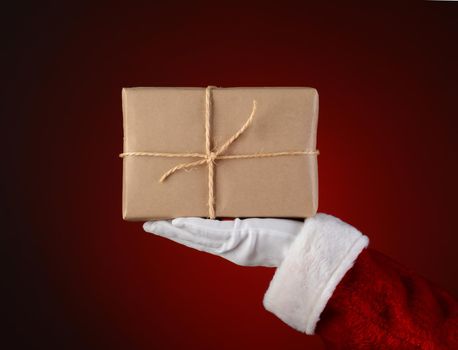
[316,248,458,349]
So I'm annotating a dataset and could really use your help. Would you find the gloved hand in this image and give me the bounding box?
[144,214,370,335]
[143,217,304,267]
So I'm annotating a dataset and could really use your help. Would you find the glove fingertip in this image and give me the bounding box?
[143,221,155,232]
[171,217,185,227]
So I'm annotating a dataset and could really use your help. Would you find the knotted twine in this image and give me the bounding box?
[120,86,319,219]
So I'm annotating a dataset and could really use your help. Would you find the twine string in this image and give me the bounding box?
[120,86,319,219]
[205,87,216,218]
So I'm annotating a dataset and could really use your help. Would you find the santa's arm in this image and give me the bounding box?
[263,215,458,349]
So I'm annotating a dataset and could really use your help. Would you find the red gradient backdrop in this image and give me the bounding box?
[3,2,457,349]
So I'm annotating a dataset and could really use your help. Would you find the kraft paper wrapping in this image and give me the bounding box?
[121,87,319,220]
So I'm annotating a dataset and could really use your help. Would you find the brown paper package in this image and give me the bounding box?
[121,87,319,220]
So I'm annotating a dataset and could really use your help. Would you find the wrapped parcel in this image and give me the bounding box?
[121,86,319,220]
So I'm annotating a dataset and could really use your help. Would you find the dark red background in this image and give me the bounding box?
[3,2,457,349]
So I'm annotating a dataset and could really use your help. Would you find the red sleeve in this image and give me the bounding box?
[315,248,458,349]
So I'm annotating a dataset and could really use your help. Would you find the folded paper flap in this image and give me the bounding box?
[123,87,318,154]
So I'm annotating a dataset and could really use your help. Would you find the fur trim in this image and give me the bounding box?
[263,213,369,334]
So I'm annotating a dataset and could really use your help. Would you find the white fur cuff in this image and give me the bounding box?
[263,213,369,334]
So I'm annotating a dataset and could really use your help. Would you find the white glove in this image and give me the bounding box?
[144,214,370,335]
[143,217,304,267]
